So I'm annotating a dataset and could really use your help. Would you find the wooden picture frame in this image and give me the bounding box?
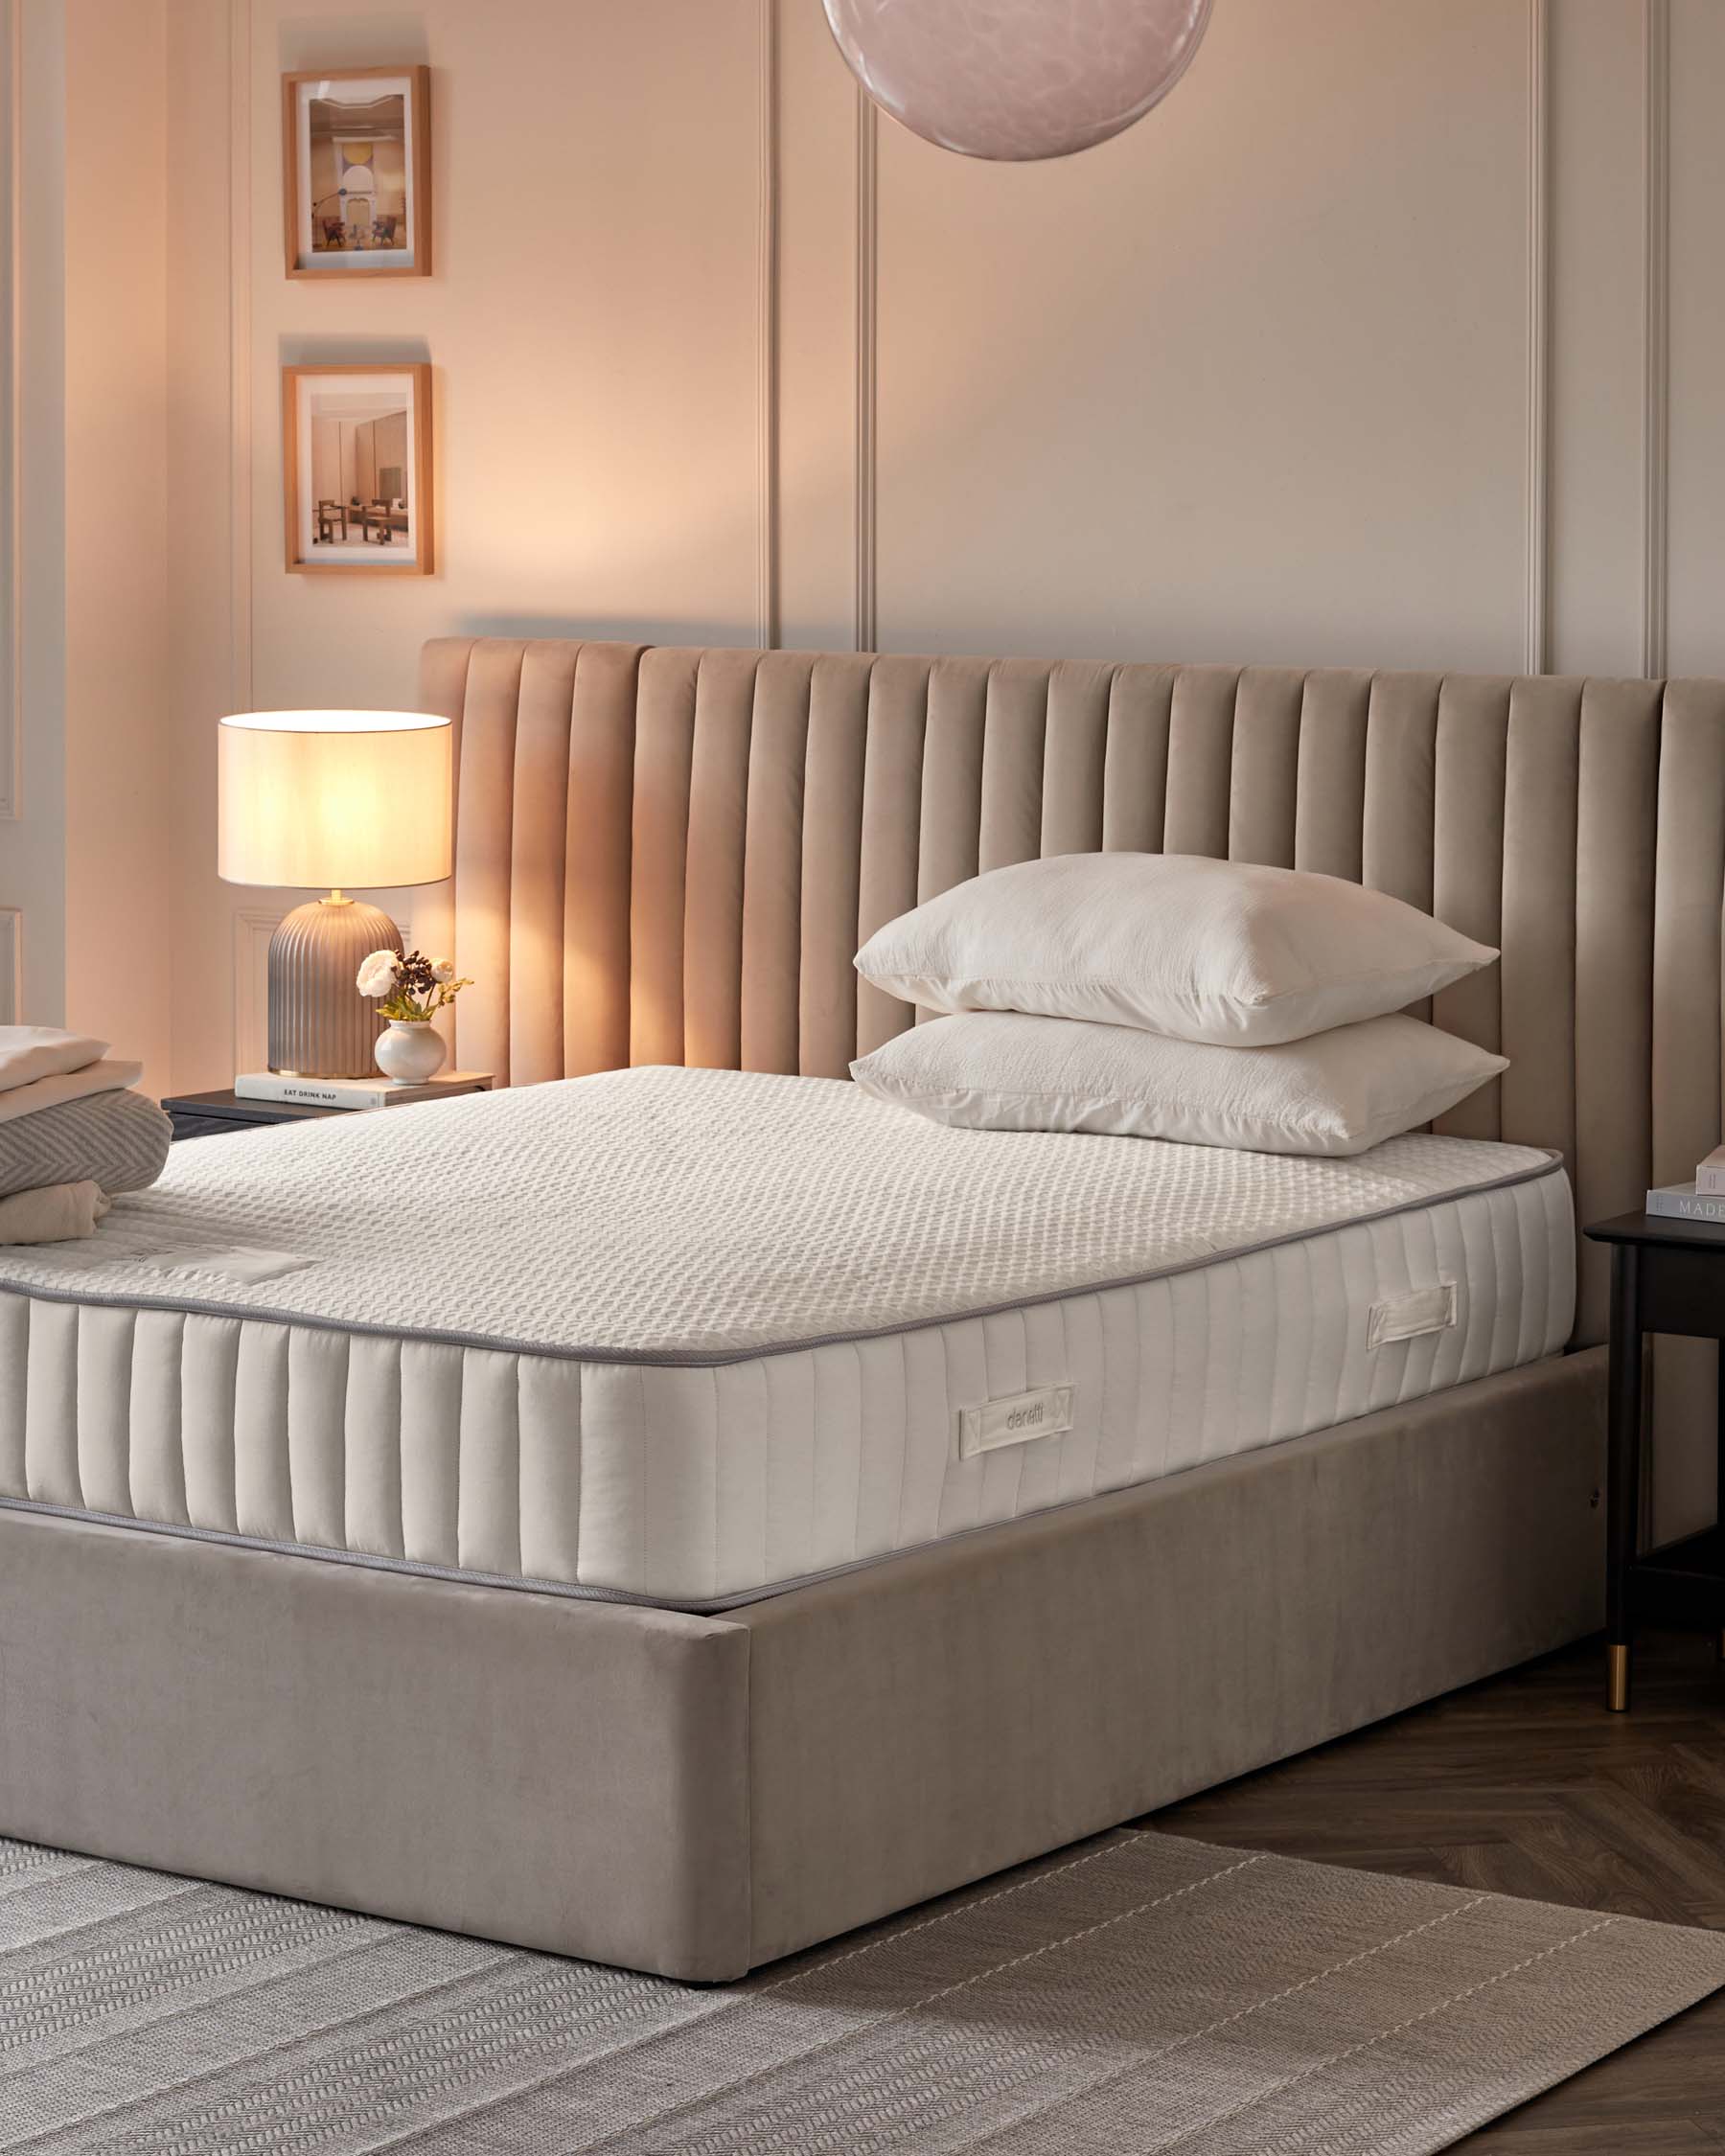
[283,363,434,577]
[283,65,431,279]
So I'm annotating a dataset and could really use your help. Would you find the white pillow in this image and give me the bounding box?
[851,1010,1507,1158]
[854,852,1496,1047]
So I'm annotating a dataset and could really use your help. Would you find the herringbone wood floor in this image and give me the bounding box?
[1154,1630,1725,2150]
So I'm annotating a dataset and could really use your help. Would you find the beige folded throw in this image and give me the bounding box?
[0,1179,108,1244]
[0,1059,143,1125]
[0,1024,109,1092]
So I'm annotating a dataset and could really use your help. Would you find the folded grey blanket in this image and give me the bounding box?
[0,1085,172,1202]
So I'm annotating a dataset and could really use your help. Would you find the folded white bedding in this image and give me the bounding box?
[0,1058,143,1126]
[0,1025,109,1093]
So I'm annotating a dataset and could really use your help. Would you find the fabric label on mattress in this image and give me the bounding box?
[1368,1280,1458,1348]
[957,1384,1075,1458]
[158,1246,315,1285]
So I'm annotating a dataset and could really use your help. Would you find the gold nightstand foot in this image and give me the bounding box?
[1606,1642,1631,1712]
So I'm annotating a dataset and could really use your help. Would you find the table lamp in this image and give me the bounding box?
[218,710,453,1077]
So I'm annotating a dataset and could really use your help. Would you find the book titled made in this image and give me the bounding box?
[1645,1181,1725,1225]
[234,1070,493,1112]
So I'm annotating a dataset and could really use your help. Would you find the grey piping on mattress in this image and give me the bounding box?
[0,1148,1567,1370]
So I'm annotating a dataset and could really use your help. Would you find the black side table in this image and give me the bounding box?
[161,1089,341,1142]
[1584,1209,1725,1710]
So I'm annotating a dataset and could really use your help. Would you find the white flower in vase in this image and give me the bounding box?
[356,950,402,999]
[363,948,473,1084]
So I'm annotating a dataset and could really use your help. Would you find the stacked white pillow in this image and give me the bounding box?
[851,853,1504,1158]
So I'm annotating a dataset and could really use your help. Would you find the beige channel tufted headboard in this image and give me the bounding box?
[414,637,1725,1518]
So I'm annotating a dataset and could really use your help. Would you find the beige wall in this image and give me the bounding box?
[1668,0,1725,678]
[1,0,1712,1094]
[64,0,172,1093]
[0,0,171,1093]
[2,1,66,1039]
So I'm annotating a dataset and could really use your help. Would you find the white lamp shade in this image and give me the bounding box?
[218,710,452,890]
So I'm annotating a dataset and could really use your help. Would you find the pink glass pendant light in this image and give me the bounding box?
[823,0,1214,163]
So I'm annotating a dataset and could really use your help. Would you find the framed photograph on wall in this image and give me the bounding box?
[283,66,431,278]
[283,363,434,576]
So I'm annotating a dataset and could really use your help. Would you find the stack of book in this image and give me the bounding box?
[234,1070,492,1112]
[1645,1145,1725,1223]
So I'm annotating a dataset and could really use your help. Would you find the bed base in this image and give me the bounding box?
[0,1350,1605,1981]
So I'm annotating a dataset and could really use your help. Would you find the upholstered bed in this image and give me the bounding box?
[2,640,1719,1981]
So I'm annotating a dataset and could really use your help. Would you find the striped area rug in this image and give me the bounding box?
[4,1826,1723,2153]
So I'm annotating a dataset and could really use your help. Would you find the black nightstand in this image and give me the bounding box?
[161,1089,342,1142]
[1585,1208,1725,1712]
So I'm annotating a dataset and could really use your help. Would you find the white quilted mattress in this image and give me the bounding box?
[0,1067,1574,1608]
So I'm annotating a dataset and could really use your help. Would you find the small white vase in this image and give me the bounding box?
[375,1020,448,1085]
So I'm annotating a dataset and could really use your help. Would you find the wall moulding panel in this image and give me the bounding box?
[0,0,17,821]
[231,907,279,1076]
[772,0,863,653]
[227,0,251,719]
[8,0,71,1036]
[1641,0,1669,681]
[1546,0,1649,679]
[1664,0,1725,677]
[0,907,18,1022]
[853,85,877,655]
[163,0,251,1092]
[859,0,1536,670]
[1524,0,1549,677]
[756,0,779,650]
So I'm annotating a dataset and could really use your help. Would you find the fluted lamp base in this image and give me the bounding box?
[267,893,402,1078]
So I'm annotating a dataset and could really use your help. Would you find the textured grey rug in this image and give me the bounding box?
[4,1827,1723,2155]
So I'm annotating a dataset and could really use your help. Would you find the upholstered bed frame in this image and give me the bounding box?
[5,640,1723,1981]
